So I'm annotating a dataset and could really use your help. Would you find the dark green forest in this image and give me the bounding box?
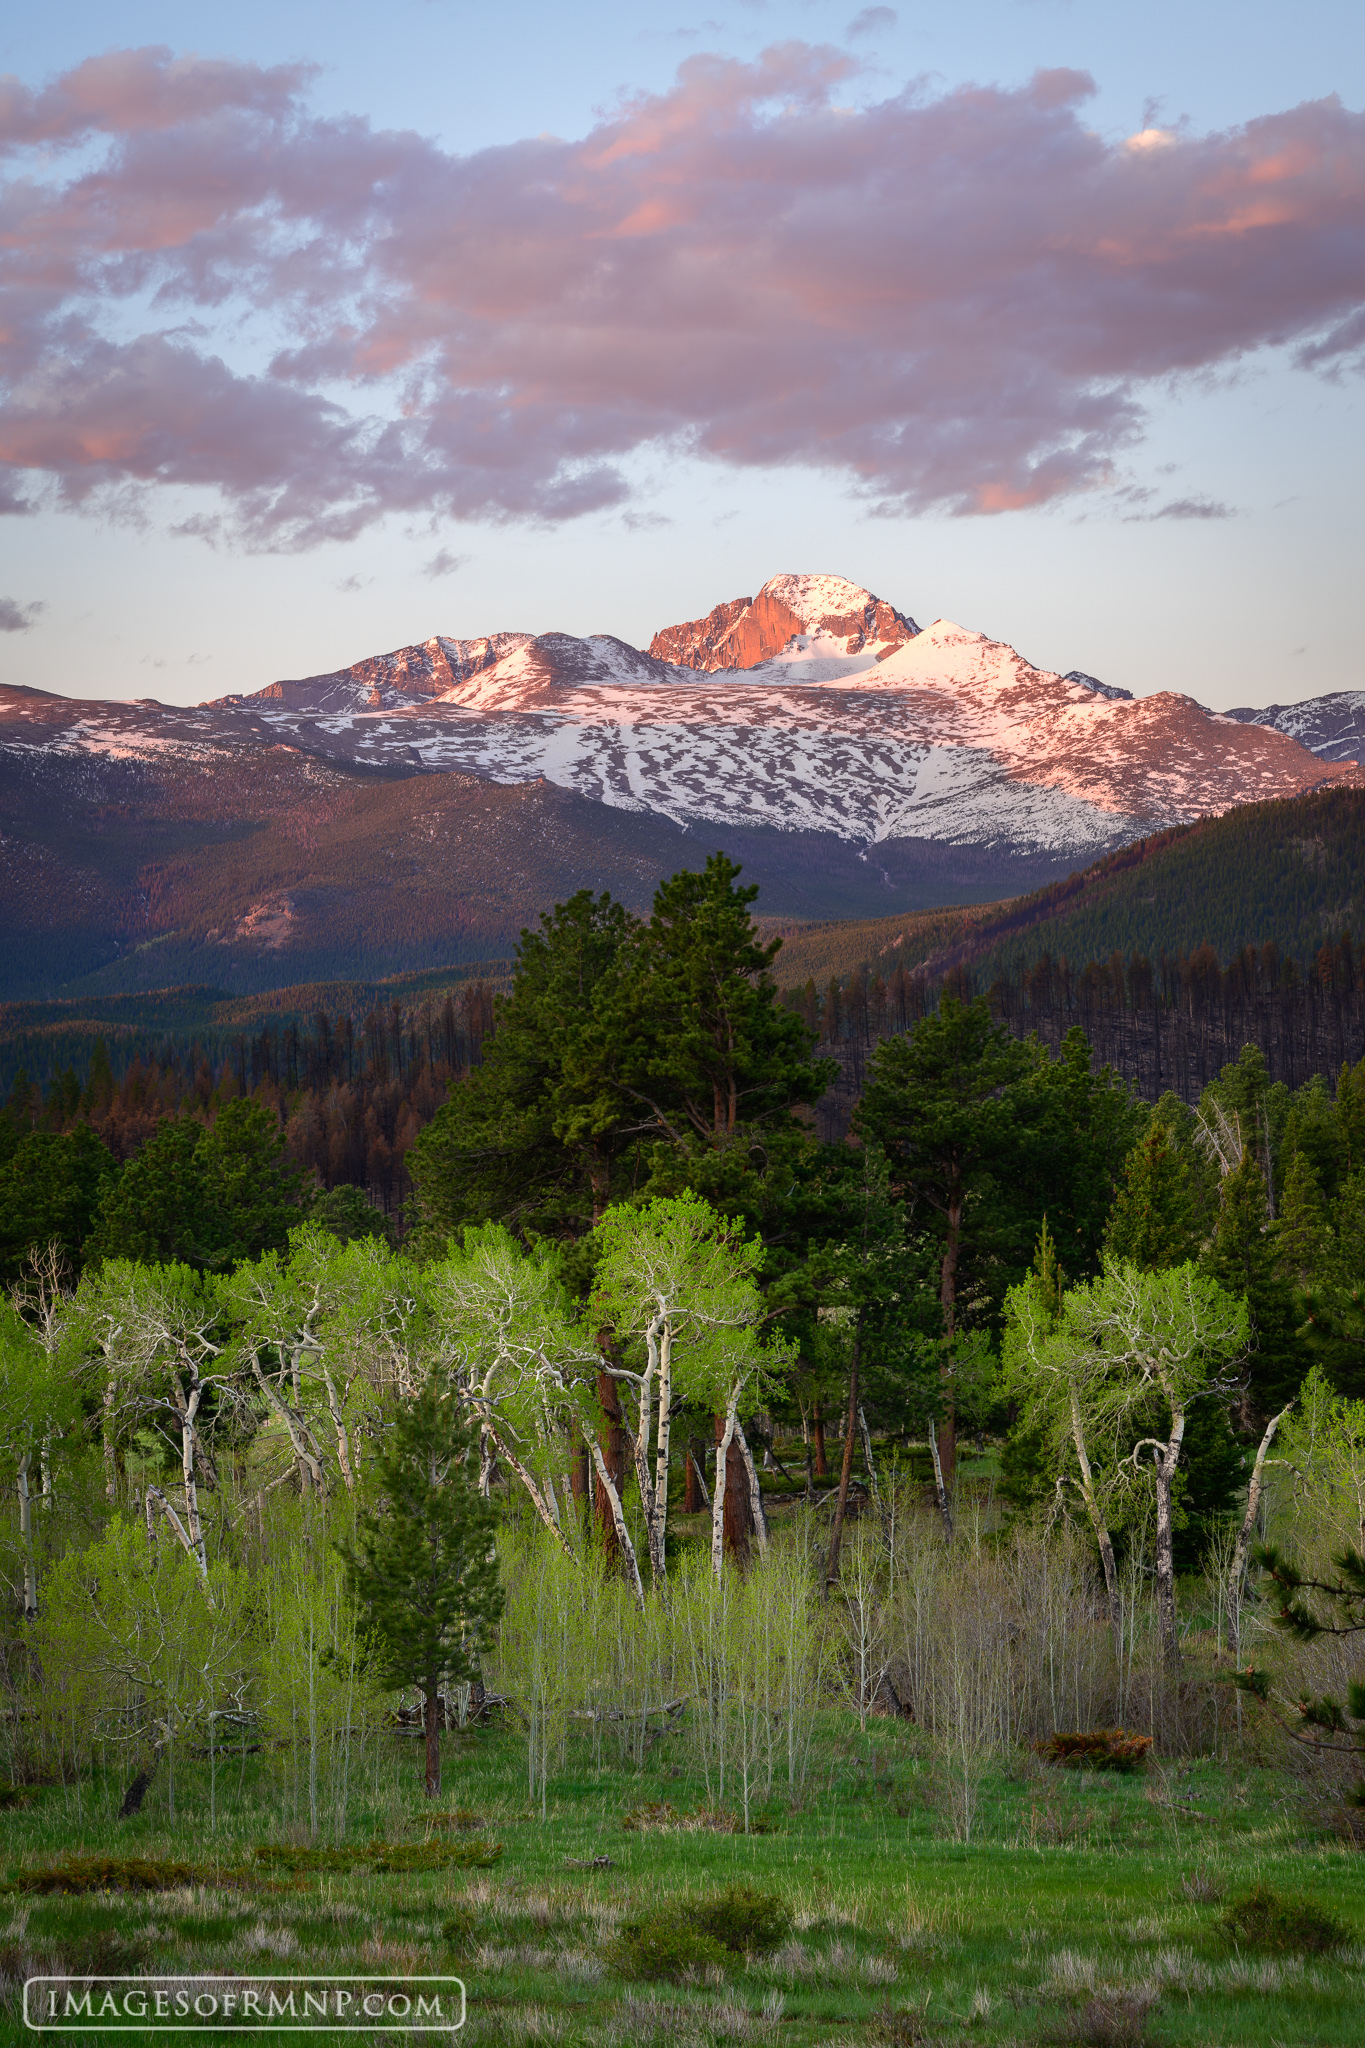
[5,852,1362,1458]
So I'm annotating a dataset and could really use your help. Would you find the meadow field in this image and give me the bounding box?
[5,1489,1364,2048]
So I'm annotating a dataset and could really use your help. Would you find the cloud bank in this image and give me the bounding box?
[1,42,1363,547]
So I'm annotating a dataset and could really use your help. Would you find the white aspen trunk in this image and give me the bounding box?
[103,1380,118,1502]
[17,1452,37,1620]
[631,1357,657,1570]
[1151,1403,1187,1670]
[1068,1383,1121,1643]
[733,1418,769,1556]
[249,1355,328,1494]
[651,1317,674,1582]
[688,1448,711,1510]
[927,1419,954,1541]
[857,1403,889,1538]
[145,1485,214,1596]
[711,1399,739,1583]
[800,1405,814,1502]
[319,1365,357,1492]
[171,1380,209,1572]
[588,1440,644,1607]
[540,1465,564,1533]
[485,1424,577,1560]
[1228,1403,1293,1656]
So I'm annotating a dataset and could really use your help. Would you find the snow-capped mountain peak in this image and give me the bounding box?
[648,571,919,672]
[3,575,1357,916]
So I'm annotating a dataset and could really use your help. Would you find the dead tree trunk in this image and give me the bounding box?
[594,1355,627,1561]
[684,1435,708,1512]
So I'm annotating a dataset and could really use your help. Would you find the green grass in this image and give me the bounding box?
[3,1721,1363,2046]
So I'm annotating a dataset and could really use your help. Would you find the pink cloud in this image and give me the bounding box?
[0,46,312,151]
[1,44,1363,544]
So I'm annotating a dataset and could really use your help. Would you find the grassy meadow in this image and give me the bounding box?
[5,1476,1365,2048]
[3,1708,1363,2048]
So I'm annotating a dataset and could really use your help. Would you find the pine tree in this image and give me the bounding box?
[611,852,834,1148]
[1104,1121,1199,1271]
[1337,1058,1365,1180]
[1275,1151,1328,1287]
[1203,1153,1305,1413]
[408,889,642,1240]
[340,1378,503,1798]
[857,995,1031,1481]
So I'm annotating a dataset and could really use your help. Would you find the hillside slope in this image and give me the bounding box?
[771,787,1365,991]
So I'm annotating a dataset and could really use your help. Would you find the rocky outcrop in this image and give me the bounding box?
[648,572,919,671]
[242,633,533,715]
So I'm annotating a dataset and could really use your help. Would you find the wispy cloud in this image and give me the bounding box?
[1,44,1363,545]
[1149,495,1236,521]
[0,596,43,631]
[846,8,897,39]
[421,548,469,578]
[1124,494,1237,522]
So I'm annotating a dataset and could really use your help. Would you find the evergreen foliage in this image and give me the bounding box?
[340,1376,503,1798]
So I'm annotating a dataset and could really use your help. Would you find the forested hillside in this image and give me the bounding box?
[934,786,1364,987]
[771,787,1365,995]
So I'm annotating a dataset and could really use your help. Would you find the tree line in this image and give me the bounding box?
[4,852,1365,1812]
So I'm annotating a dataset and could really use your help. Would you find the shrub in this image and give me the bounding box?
[688,1884,791,1957]
[7,1857,200,1895]
[608,1912,729,1982]
[1039,1731,1152,1773]
[1219,1884,1348,1954]
[372,1840,502,1872]
[1063,1991,1158,2047]
[253,1840,502,1875]
[441,1907,480,1954]
[254,1846,357,1873]
[621,1801,678,1832]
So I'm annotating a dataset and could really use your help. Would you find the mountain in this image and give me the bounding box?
[646,571,919,670]
[1,571,1359,999]
[1222,690,1365,764]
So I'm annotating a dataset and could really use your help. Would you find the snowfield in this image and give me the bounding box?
[2,576,1358,867]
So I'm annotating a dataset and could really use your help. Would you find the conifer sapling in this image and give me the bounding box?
[340,1377,503,1798]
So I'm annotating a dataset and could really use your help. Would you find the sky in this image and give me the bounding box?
[1,1,1363,712]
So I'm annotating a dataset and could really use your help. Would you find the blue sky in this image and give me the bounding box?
[1,1,1362,710]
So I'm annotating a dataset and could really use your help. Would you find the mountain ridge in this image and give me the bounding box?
[2,569,1360,1000]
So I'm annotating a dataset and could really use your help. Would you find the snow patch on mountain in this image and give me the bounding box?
[1223,690,1365,764]
[3,575,1359,878]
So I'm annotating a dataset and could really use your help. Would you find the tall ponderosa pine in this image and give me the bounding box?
[611,854,834,1149]
[409,891,640,1239]
[410,859,834,1244]
[340,1378,502,1797]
